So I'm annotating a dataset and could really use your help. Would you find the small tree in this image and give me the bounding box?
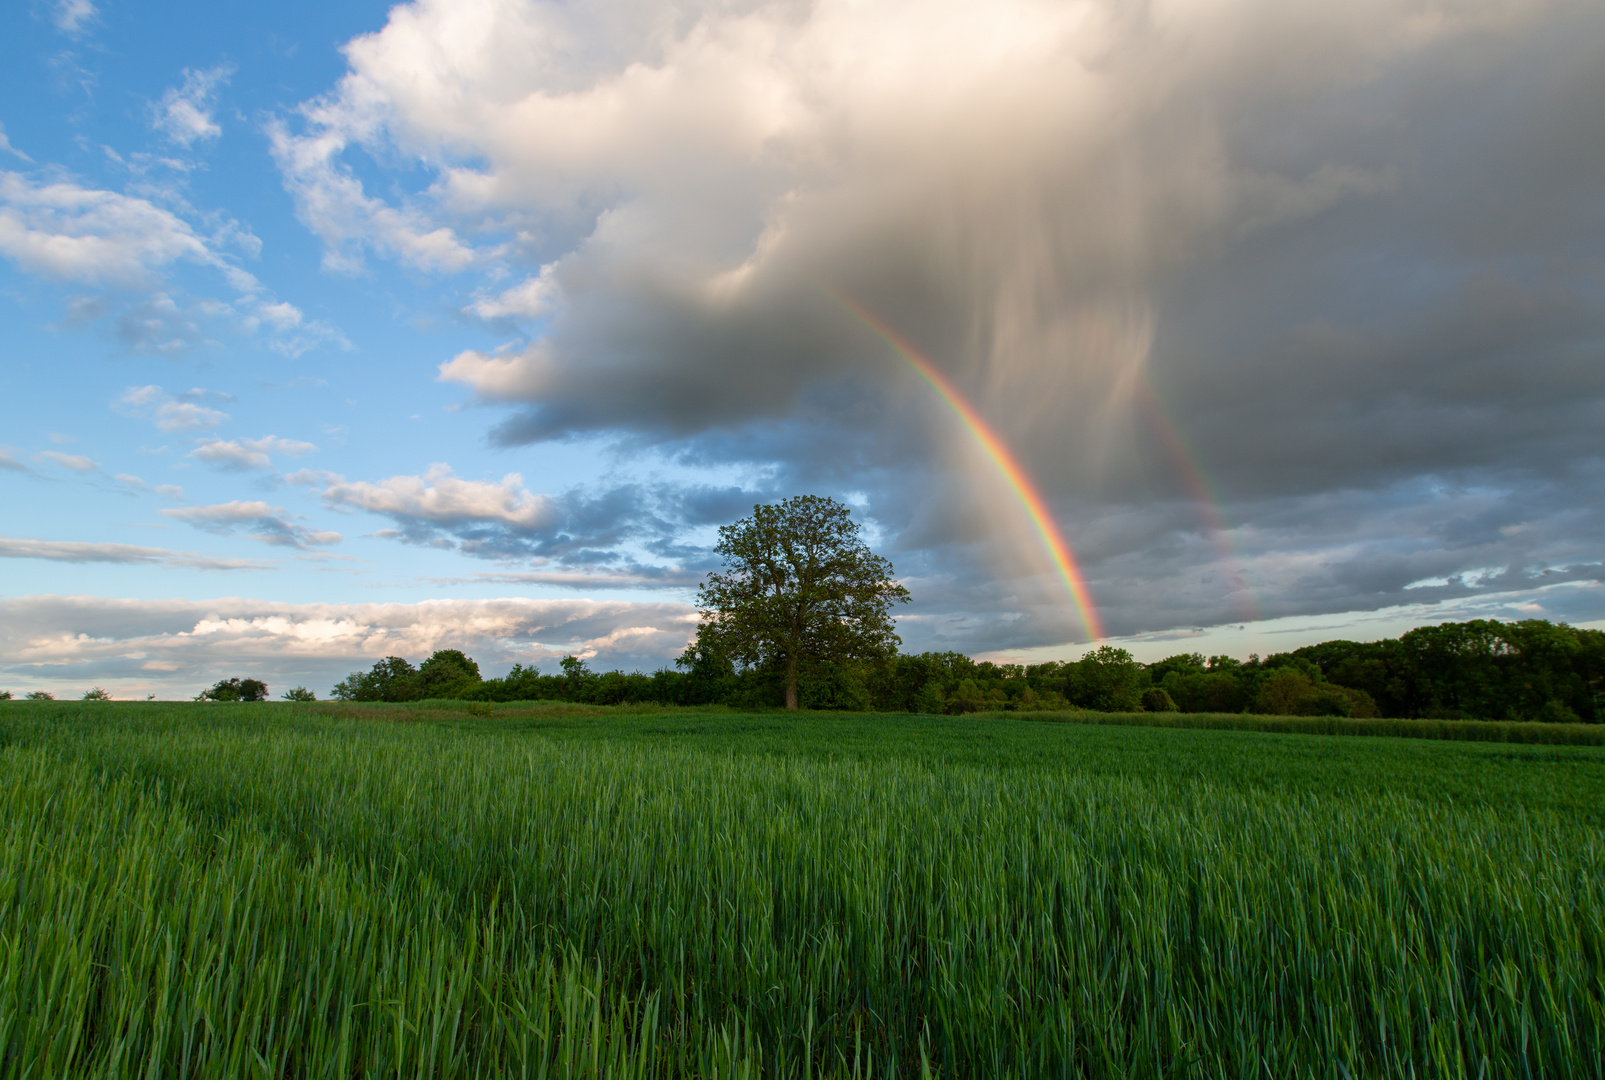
[82,687,112,701]
[282,686,317,702]
[24,691,54,701]
[200,678,268,702]
[693,495,910,711]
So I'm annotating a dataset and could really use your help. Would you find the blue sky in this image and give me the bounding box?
[3,0,1603,698]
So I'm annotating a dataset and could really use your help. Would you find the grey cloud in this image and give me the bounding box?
[0,536,272,570]
[313,464,673,565]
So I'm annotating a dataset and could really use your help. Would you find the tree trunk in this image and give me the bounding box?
[785,654,799,711]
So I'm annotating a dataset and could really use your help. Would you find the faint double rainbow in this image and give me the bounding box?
[1132,375,1262,625]
[832,291,1105,642]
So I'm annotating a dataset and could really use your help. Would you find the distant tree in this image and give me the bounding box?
[200,678,268,702]
[1066,646,1146,712]
[1255,669,1315,715]
[673,640,738,706]
[282,686,317,702]
[24,691,54,701]
[331,657,421,702]
[947,678,987,714]
[0,690,11,701]
[82,687,112,701]
[419,650,482,697]
[693,495,909,711]
[1145,653,1206,683]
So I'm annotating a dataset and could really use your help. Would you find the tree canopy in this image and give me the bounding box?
[691,495,910,710]
[199,677,268,702]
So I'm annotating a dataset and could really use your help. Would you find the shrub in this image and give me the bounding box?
[0,690,10,701]
[82,687,112,701]
[281,686,317,702]
[24,691,54,701]
[1141,687,1178,712]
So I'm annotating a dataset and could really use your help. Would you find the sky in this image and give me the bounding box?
[1,0,1602,699]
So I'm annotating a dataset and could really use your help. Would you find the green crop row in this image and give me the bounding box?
[0,702,1601,1077]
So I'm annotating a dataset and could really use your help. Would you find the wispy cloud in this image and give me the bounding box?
[50,0,96,36]
[0,536,270,570]
[265,116,476,275]
[433,568,703,590]
[0,170,347,357]
[189,435,316,471]
[0,123,32,164]
[152,64,234,147]
[162,500,341,550]
[35,450,98,472]
[116,384,231,431]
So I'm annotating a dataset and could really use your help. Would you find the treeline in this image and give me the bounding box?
[328,618,1605,723]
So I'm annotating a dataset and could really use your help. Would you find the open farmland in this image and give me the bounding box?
[1,701,1601,1077]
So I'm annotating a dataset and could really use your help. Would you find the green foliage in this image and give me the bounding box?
[0,691,10,701]
[199,677,268,702]
[693,494,910,710]
[281,685,317,702]
[23,691,54,701]
[0,701,1600,1075]
[80,687,111,701]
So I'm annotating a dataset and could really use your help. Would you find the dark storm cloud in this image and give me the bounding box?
[279,0,1605,645]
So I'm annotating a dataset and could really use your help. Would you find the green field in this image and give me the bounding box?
[1,702,1601,1077]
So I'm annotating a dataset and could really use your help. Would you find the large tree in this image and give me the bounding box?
[693,495,910,711]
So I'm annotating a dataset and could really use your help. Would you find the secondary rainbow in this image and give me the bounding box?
[834,292,1105,642]
[1132,374,1262,624]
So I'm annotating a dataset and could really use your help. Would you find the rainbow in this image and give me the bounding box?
[1132,374,1261,624]
[834,292,1104,642]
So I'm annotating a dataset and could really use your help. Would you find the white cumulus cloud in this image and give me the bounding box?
[317,463,557,529]
[0,171,213,286]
